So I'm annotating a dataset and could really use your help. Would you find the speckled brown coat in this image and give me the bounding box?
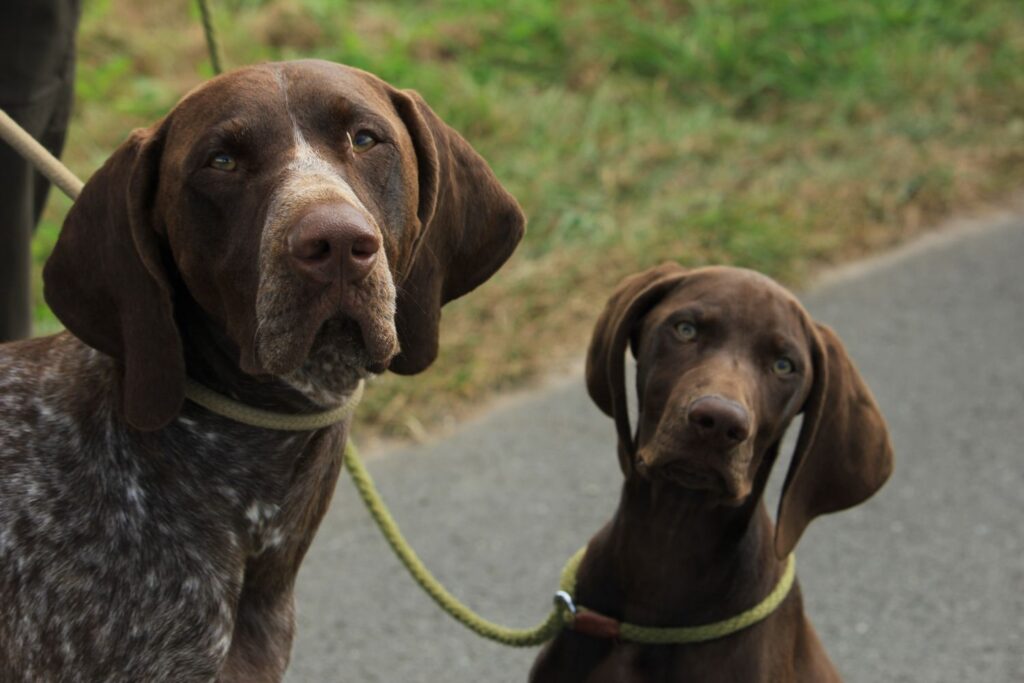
[0,60,524,682]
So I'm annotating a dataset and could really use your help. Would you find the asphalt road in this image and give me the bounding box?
[287,213,1024,682]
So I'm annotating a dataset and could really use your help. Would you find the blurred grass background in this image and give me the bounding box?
[33,0,1024,439]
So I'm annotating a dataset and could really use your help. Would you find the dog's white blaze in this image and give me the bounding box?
[265,66,375,227]
[287,127,369,213]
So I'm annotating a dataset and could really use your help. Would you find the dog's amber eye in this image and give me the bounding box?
[209,152,236,171]
[352,130,378,153]
[772,357,795,376]
[675,322,697,341]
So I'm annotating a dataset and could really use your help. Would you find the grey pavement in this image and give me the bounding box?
[287,214,1024,682]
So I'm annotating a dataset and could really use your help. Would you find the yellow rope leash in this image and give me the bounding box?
[342,443,797,646]
[177,379,797,646]
[178,379,574,646]
[343,444,578,646]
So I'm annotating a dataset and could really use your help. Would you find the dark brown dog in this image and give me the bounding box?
[0,60,523,681]
[530,263,893,682]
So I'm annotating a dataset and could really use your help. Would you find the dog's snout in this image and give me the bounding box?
[287,203,380,285]
[687,396,751,447]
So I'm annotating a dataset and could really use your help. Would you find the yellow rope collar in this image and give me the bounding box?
[556,550,796,643]
[182,378,364,431]
[343,445,797,646]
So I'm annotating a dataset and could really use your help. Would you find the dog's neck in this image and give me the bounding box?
[148,308,349,483]
[177,302,340,416]
[592,471,785,628]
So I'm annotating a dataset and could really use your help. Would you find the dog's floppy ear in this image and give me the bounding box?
[585,262,688,474]
[43,123,184,431]
[775,323,894,557]
[387,89,525,375]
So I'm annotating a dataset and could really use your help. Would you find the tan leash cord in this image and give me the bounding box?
[0,108,83,200]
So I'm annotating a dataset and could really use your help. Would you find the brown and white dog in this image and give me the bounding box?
[0,60,523,681]
[531,263,893,682]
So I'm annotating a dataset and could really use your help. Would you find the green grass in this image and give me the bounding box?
[34,0,1024,439]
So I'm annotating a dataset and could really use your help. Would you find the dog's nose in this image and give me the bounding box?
[287,203,380,285]
[686,396,751,447]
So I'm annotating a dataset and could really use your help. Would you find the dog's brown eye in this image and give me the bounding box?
[675,322,697,341]
[352,131,378,153]
[772,357,795,376]
[209,152,236,171]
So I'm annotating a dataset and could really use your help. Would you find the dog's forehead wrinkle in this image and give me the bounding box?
[273,65,299,131]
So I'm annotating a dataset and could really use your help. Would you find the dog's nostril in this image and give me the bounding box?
[309,239,330,261]
[351,236,379,261]
[697,415,715,430]
[288,232,332,263]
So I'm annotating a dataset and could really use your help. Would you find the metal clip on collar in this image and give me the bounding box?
[553,590,577,617]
